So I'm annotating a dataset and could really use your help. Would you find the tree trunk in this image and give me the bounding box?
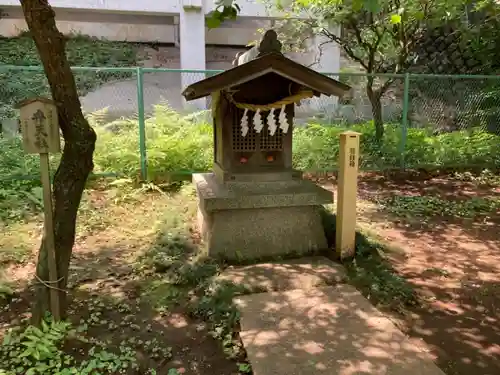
[366,85,384,141]
[20,0,97,323]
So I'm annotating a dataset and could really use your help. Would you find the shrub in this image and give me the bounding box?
[293,122,500,171]
[0,33,137,119]
[2,107,500,222]
[0,136,62,222]
[91,105,213,182]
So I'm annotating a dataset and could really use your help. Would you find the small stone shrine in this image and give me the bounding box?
[182,30,351,261]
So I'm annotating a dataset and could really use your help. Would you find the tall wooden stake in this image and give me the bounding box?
[39,153,61,320]
[336,131,361,260]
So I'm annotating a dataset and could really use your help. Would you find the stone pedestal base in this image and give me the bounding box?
[193,173,333,262]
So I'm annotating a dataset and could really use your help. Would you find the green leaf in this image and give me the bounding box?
[352,0,364,11]
[30,326,44,337]
[26,335,42,342]
[414,10,425,20]
[20,348,32,358]
[21,341,37,348]
[37,344,53,357]
[2,331,12,346]
[390,14,402,24]
[206,15,222,29]
[33,348,41,360]
[40,319,49,333]
[363,0,380,12]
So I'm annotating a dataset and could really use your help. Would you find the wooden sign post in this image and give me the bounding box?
[16,97,61,320]
[336,131,361,260]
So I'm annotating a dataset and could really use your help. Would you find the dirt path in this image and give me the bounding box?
[320,171,500,375]
[384,225,500,375]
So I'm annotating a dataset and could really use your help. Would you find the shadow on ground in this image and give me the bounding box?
[321,205,500,375]
[1,179,499,375]
[0,202,243,375]
[235,285,442,375]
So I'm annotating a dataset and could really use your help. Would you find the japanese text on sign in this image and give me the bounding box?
[32,109,48,151]
[349,147,356,167]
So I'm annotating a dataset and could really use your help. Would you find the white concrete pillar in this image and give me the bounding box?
[179,3,206,110]
[311,24,341,119]
[316,25,341,75]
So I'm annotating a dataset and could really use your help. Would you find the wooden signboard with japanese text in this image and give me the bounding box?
[18,98,61,154]
[16,97,61,320]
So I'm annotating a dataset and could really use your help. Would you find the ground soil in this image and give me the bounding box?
[318,170,500,375]
[0,188,241,375]
[1,290,239,375]
[1,172,499,375]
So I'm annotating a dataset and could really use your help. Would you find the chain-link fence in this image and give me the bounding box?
[1,66,499,183]
[0,66,138,182]
[404,74,500,169]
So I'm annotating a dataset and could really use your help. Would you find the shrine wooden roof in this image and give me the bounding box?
[181,52,351,101]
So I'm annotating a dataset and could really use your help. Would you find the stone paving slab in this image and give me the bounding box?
[235,285,445,375]
[217,257,347,293]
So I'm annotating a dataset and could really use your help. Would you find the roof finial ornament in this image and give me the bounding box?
[233,29,283,67]
[258,29,282,56]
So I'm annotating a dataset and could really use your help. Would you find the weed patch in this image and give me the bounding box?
[138,226,248,359]
[452,169,500,187]
[129,186,253,366]
[0,33,137,223]
[378,195,500,219]
[0,316,145,375]
[322,208,418,312]
[342,232,419,315]
[293,123,500,172]
[3,104,500,225]
[0,185,250,374]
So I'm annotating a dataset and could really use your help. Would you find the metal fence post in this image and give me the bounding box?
[136,67,147,181]
[400,73,410,169]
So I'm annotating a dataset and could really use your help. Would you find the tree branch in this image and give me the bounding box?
[379,77,396,96]
[321,27,369,70]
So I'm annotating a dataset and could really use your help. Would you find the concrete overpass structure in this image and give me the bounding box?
[0,0,339,73]
[0,0,341,115]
